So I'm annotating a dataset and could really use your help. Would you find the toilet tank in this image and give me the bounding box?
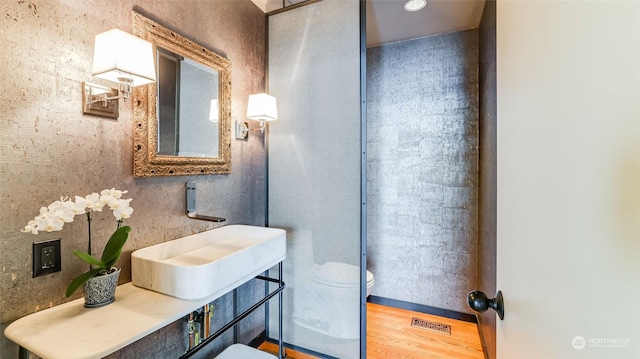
[285,229,315,286]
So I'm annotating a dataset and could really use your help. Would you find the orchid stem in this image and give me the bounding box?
[86,212,92,271]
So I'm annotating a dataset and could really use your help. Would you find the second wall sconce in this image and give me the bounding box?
[209,99,219,123]
[236,93,278,140]
[82,28,156,119]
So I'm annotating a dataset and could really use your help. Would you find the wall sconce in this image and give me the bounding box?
[209,99,219,123]
[82,29,156,119]
[236,93,278,140]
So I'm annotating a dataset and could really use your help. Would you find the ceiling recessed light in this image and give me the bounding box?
[404,0,427,12]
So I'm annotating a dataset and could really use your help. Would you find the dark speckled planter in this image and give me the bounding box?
[83,268,120,308]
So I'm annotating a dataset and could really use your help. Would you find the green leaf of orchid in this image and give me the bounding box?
[72,250,103,268]
[101,225,130,265]
[103,249,121,271]
[66,267,103,297]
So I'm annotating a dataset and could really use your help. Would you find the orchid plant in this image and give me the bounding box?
[21,188,133,297]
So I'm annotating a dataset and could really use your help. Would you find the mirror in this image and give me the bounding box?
[132,12,231,177]
[157,48,219,157]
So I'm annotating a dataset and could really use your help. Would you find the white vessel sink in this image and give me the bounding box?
[131,225,286,300]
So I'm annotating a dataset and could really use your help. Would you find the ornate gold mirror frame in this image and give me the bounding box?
[132,11,231,177]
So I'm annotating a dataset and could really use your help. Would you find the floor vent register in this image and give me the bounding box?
[410,317,452,335]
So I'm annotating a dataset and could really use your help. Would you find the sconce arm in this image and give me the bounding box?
[90,94,123,106]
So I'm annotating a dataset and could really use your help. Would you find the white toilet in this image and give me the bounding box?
[215,344,276,359]
[284,230,374,340]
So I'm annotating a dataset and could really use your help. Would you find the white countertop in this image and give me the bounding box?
[4,283,226,359]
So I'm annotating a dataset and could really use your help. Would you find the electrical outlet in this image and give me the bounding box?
[33,239,61,278]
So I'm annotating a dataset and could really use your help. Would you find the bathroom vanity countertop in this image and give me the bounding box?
[4,283,225,359]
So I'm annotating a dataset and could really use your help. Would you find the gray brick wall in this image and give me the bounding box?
[367,30,479,312]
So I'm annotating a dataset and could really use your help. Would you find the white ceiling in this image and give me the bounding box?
[251,0,486,47]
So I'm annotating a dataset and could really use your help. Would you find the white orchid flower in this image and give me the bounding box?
[47,201,61,212]
[101,188,128,199]
[70,196,88,215]
[108,197,132,209]
[36,214,64,232]
[21,189,132,235]
[85,192,105,212]
[53,205,75,223]
[39,206,48,216]
[86,193,99,202]
[110,198,134,220]
[21,220,38,234]
[105,196,120,209]
[113,189,127,198]
[47,196,70,212]
[100,193,117,209]
[113,203,134,220]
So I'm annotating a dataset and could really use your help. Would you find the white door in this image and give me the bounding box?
[497,1,640,358]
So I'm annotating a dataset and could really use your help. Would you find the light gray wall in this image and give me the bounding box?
[0,1,265,357]
[366,30,479,312]
[267,0,361,357]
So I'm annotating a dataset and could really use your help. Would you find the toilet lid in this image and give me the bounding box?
[215,344,276,359]
[312,262,374,288]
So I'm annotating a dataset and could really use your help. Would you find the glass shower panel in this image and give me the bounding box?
[267,1,362,358]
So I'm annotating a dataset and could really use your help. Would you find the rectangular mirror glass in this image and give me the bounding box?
[157,48,220,158]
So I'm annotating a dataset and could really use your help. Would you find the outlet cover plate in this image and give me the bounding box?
[33,239,61,278]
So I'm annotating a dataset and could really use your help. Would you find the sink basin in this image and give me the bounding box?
[131,225,286,300]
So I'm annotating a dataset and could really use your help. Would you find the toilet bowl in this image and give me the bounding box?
[284,230,374,340]
[312,261,375,297]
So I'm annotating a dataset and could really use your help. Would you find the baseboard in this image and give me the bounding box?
[251,330,339,359]
[248,330,267,348]
[263,337,340,359]
[367,295,478,323]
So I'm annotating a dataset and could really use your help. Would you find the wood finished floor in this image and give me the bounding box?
[259,303,484,359]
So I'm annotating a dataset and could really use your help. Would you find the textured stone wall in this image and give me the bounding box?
[366,30,479,312]
[0,0,266,357]
[478,0,497,357]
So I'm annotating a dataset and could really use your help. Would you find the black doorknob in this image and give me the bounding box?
[467,290,504,320]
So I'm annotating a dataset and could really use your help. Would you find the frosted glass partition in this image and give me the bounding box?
[267,1,362,358]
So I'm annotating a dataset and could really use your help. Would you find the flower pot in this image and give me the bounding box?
[83,268,121,308]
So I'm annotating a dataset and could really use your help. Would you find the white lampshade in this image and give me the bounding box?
[91,29,156,86]
[209,99,219,123]
[247,93,278,122]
